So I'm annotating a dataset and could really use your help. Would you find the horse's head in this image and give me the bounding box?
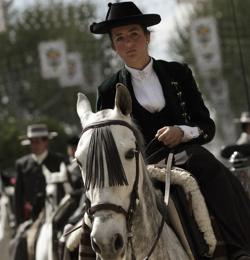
[42,162,70,216]
[75,84,144,260]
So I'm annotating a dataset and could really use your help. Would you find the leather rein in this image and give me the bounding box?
[81,119,165,260]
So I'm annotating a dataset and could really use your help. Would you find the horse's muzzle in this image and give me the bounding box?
[91,232,125,259]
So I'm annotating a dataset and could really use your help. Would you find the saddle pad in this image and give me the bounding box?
[147,165,217,257]
[170,185,210,259]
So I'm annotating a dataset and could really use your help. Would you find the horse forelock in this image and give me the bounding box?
[85,125,129,190]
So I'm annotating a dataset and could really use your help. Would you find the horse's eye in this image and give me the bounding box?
[125,149,135,159]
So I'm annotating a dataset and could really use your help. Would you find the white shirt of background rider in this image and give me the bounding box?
[125,58,200,143]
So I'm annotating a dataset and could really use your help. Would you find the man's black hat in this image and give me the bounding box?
[90,1,161,34]
[67,136,79,147]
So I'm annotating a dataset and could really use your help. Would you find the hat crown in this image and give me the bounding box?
[90,1,161,34]
[106,2,143,21]
[27,124,49,138]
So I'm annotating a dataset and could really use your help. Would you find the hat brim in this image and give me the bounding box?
[90,14,161,34]
[19,132,58,146]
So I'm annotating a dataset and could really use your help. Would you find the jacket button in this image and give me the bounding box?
[171,81,178,85]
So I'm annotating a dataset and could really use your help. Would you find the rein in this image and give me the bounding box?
[80,119,165,260]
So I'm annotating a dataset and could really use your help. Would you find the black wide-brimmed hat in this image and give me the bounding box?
[90,1,161,34]
[67,135,79,147]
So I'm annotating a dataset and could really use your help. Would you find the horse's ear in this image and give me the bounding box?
[115,83,132,116]
[77,93,93,125]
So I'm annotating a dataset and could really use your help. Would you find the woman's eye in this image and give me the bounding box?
[115,36,124,42]
[125,149,135,159]
[131,32,139,40]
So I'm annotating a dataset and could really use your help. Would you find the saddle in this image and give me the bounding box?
[147,164,218,260]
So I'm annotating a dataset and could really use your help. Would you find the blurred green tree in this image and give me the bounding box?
[0,0,113,170]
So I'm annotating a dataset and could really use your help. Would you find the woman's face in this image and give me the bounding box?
[111,24,150,69]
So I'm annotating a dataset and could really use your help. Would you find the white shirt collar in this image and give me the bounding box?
[32,150,48,165]
[125,58,153,80]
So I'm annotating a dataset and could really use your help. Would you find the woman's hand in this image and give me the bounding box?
[155,126,184,148]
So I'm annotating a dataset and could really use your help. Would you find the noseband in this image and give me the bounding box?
[81,119,164,260]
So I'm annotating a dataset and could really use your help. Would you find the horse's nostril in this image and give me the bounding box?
[114,233,124,251]
[91,237,101,254]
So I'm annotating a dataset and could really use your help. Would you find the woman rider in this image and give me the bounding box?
[90,2,250,260]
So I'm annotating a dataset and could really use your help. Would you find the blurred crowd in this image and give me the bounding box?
[0,123,84,260]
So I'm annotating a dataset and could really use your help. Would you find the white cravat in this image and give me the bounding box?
[125,59,165,113]
[125,58,199,143]
[32,150,48,165]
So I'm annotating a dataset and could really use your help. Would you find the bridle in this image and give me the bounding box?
[81,119,165,260]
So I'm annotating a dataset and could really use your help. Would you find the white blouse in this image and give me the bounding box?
[125,59,165,113]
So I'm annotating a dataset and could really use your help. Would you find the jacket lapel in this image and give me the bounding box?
[118,60,184,122]
[153,60,181,118]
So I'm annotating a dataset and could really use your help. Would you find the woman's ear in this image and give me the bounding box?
[146,33,151,45]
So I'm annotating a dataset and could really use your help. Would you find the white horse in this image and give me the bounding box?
[75,84,189,260]
[36,162,72,260]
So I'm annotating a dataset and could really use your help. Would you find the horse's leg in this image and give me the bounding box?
[36,223,52,260]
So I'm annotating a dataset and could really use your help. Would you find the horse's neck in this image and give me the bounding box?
[132,167,190,260]
[45,184,58,220]
[132,169,163,252]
